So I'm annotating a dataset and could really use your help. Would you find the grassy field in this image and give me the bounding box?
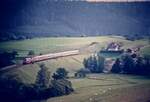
[0,36,150,102]
[46,74,150,102]
[140,45,150,56]
[0,36,138,56]
[0,36,149,83]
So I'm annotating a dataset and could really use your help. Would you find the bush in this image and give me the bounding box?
[0,51,18,68]
[28,50,35,56]
[0,75,37,101]
[74,68,90,78]
[52,68,68,80]
[51,79,74,95]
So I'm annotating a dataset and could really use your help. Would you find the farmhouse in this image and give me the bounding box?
[100,42,124,54]
[107,42,121,51]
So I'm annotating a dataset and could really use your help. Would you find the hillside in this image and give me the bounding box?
[0,36,150,102]
[0,1,150,38]
[47,75,150,102]
[0,36,149,83]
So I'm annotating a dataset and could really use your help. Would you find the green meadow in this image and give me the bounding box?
[0,36,150,102]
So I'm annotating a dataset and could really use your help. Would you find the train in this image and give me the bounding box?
[23,50,79,64]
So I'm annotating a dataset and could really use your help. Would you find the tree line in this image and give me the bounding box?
[0,63,73,102]
[0,51,18,68]
[83,53,105,73]
[111,54,150,75]
[0,31,149,42]
[83,51,150,76]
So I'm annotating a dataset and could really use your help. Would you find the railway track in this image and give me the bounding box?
[0,64,23,72]
[0,42,148,72]
[0,50,81,72]
[0,54,79,72]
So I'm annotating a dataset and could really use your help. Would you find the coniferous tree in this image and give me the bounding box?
[111,58,122,73]
[97,55,105,73]
[144,56,150,75]
[93,56,98,72]
[36,63,51,89]
[135,57,143,74]
[83,58,88,68]
[122,54,135,74]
